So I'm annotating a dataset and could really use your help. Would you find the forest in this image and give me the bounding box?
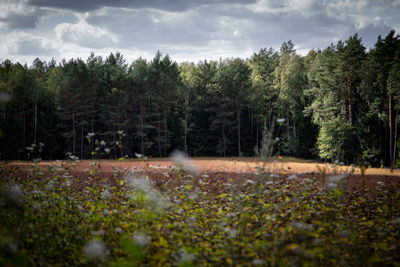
[0,30,399,167]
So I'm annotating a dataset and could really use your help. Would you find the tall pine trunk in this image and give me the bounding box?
[389,90,393,167]
[72,111,76,154]
[256,122,259,154]
[394,110,398,169]
[287,110,290,156]
[80,123,84,160]
[222,125,226,157]
[163,102,167,157]
[183,96,189,156]
[23,112,26,149]
[236,101,241,157]
[347,73,353,126]
[157,118,161,158]
[140,104,145,156]
[33,102,38,145]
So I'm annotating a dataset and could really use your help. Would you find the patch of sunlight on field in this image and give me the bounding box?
[3,157,400,176]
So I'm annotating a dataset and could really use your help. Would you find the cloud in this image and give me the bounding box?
[0,31,57,56]
[28,0,257,12]
[0,0,399,64]
[55,17,118,49]
[0,0,46,29]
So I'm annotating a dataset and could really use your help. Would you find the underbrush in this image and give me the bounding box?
[1,161,400,266]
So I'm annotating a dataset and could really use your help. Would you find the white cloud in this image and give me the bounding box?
[0,0,399,64]
[54,17,118,47]
[0,31,56,55]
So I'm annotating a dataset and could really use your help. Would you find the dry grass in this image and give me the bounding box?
[4,157,400,176]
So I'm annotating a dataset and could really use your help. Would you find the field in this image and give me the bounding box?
[1,157,400,266]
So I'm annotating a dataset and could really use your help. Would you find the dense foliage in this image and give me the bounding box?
[1,31,400,166]
[1,160,399,266]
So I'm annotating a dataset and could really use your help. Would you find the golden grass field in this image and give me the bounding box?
[4,157,400,176]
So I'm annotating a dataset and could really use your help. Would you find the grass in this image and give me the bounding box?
[1,158,400,266]
[6,156,400,177]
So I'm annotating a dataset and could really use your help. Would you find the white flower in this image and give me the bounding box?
[276,118,286,123]
[83,239,108,262]
[127,176,169,209]
[291,222,314,231]
[170,150,199,176]
[101,189,111,199]
[100,140,106,146]
[4,184,23,205]
[225,228,238,238]
[252,259,266,265]
[177,248,195,265]
[104,148,111,154]
[91,230,105,236]
[132,232,150,247]
[245,179,254,185]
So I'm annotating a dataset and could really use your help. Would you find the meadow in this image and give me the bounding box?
[1,157,400,266]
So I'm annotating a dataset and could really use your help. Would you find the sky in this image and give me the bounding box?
[1,0,400,64]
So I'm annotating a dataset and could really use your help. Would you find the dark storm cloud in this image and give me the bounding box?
[13,36,57,56]
[0,8,45,29]
[2,0,400,63]
[86,7,220,50]
[28,0,257,12]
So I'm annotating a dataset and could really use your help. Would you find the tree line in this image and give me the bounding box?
[0,30,399,167]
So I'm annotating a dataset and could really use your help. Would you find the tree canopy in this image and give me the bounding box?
[1,30,399,167]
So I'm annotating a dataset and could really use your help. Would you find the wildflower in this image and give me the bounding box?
[1,184,24,208]
[128,175,168,209]
[391,218,400,225]
[225,228,238,238]
[104,148,111,154]
[115,227,123,234]
[276,118,286,123]
[245,179,254,185]
[91,230,105,236]
[177,248,195,265]
[171,150,200,176]
[252,259,266,265]
[101,189,111,199]
[132,232,150,247]
[33,203,41,210]
[291,222,314,231]
[100,140,106,146]
[83,239,108,262]
[270,173,280,179]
